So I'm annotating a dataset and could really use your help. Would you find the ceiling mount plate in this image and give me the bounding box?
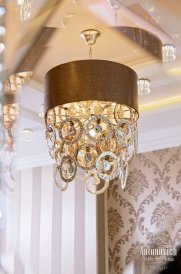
[80,29,101,46]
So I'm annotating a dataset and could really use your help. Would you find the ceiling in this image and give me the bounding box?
[5,0,181,167]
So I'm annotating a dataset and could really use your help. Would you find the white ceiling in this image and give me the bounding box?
[5,0,181,167]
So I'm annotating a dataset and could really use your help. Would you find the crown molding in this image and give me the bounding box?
[139,96,181,112]
[15,125,181,170]
[138,126,181,153]
[15,153,54,170]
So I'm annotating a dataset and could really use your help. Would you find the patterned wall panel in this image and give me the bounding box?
[107,146,181,274]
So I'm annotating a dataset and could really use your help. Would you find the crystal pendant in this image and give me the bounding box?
[77,144,98,170]
[59,156,77,182]
[54,166,68,191]
[85,170,109,194]
[0,145,16,191]
[46,126,56,151]
[116,119,134,147]
[61,13,74,29]
[59,118,83,144]
[4,145,14,168]
[137,79,151,95]
[45,100,138,194]
[86,115,113,142]
[98,138,117,153]
[96,151,119,181]
[54,147,63,164]
[7,121,16,142]
[162,44,176,62]
[122,143,135,162]
[107,0,121,10]
[119,160,129,190]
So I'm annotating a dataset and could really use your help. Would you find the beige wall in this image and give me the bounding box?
[108,146,181,273]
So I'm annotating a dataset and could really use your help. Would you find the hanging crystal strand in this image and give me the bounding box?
[54,166,68,191]
[119,161,129,190]
[19,0,31,21]
[89,45,92,60]
[134,123,138,153]
[107,0,120,25]
[80,29,100,60]
[85,171,110,194]
[3,142,16,191]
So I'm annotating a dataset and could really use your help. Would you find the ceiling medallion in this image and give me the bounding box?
[44,29,139,194]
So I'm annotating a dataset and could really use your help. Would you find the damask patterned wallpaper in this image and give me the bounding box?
[107,146,181,274]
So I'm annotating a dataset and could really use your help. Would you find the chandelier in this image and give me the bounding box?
[138,78,151,95]
[17,0,31,21]
[1,93,18,188]
[44,29,139,194]
[3,72,32,139]
[1,72,32,188]
[162,44,176,62]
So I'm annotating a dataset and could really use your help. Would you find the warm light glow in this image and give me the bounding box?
[46,100,138,193]
[140,96,181,112]
[4,72,32,94]
[168,67,181,76]
[45,30,139,194]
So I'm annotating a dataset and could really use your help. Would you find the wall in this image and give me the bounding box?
[4,165,97,274]
[3,146,181,274]
[108,146,181,274]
